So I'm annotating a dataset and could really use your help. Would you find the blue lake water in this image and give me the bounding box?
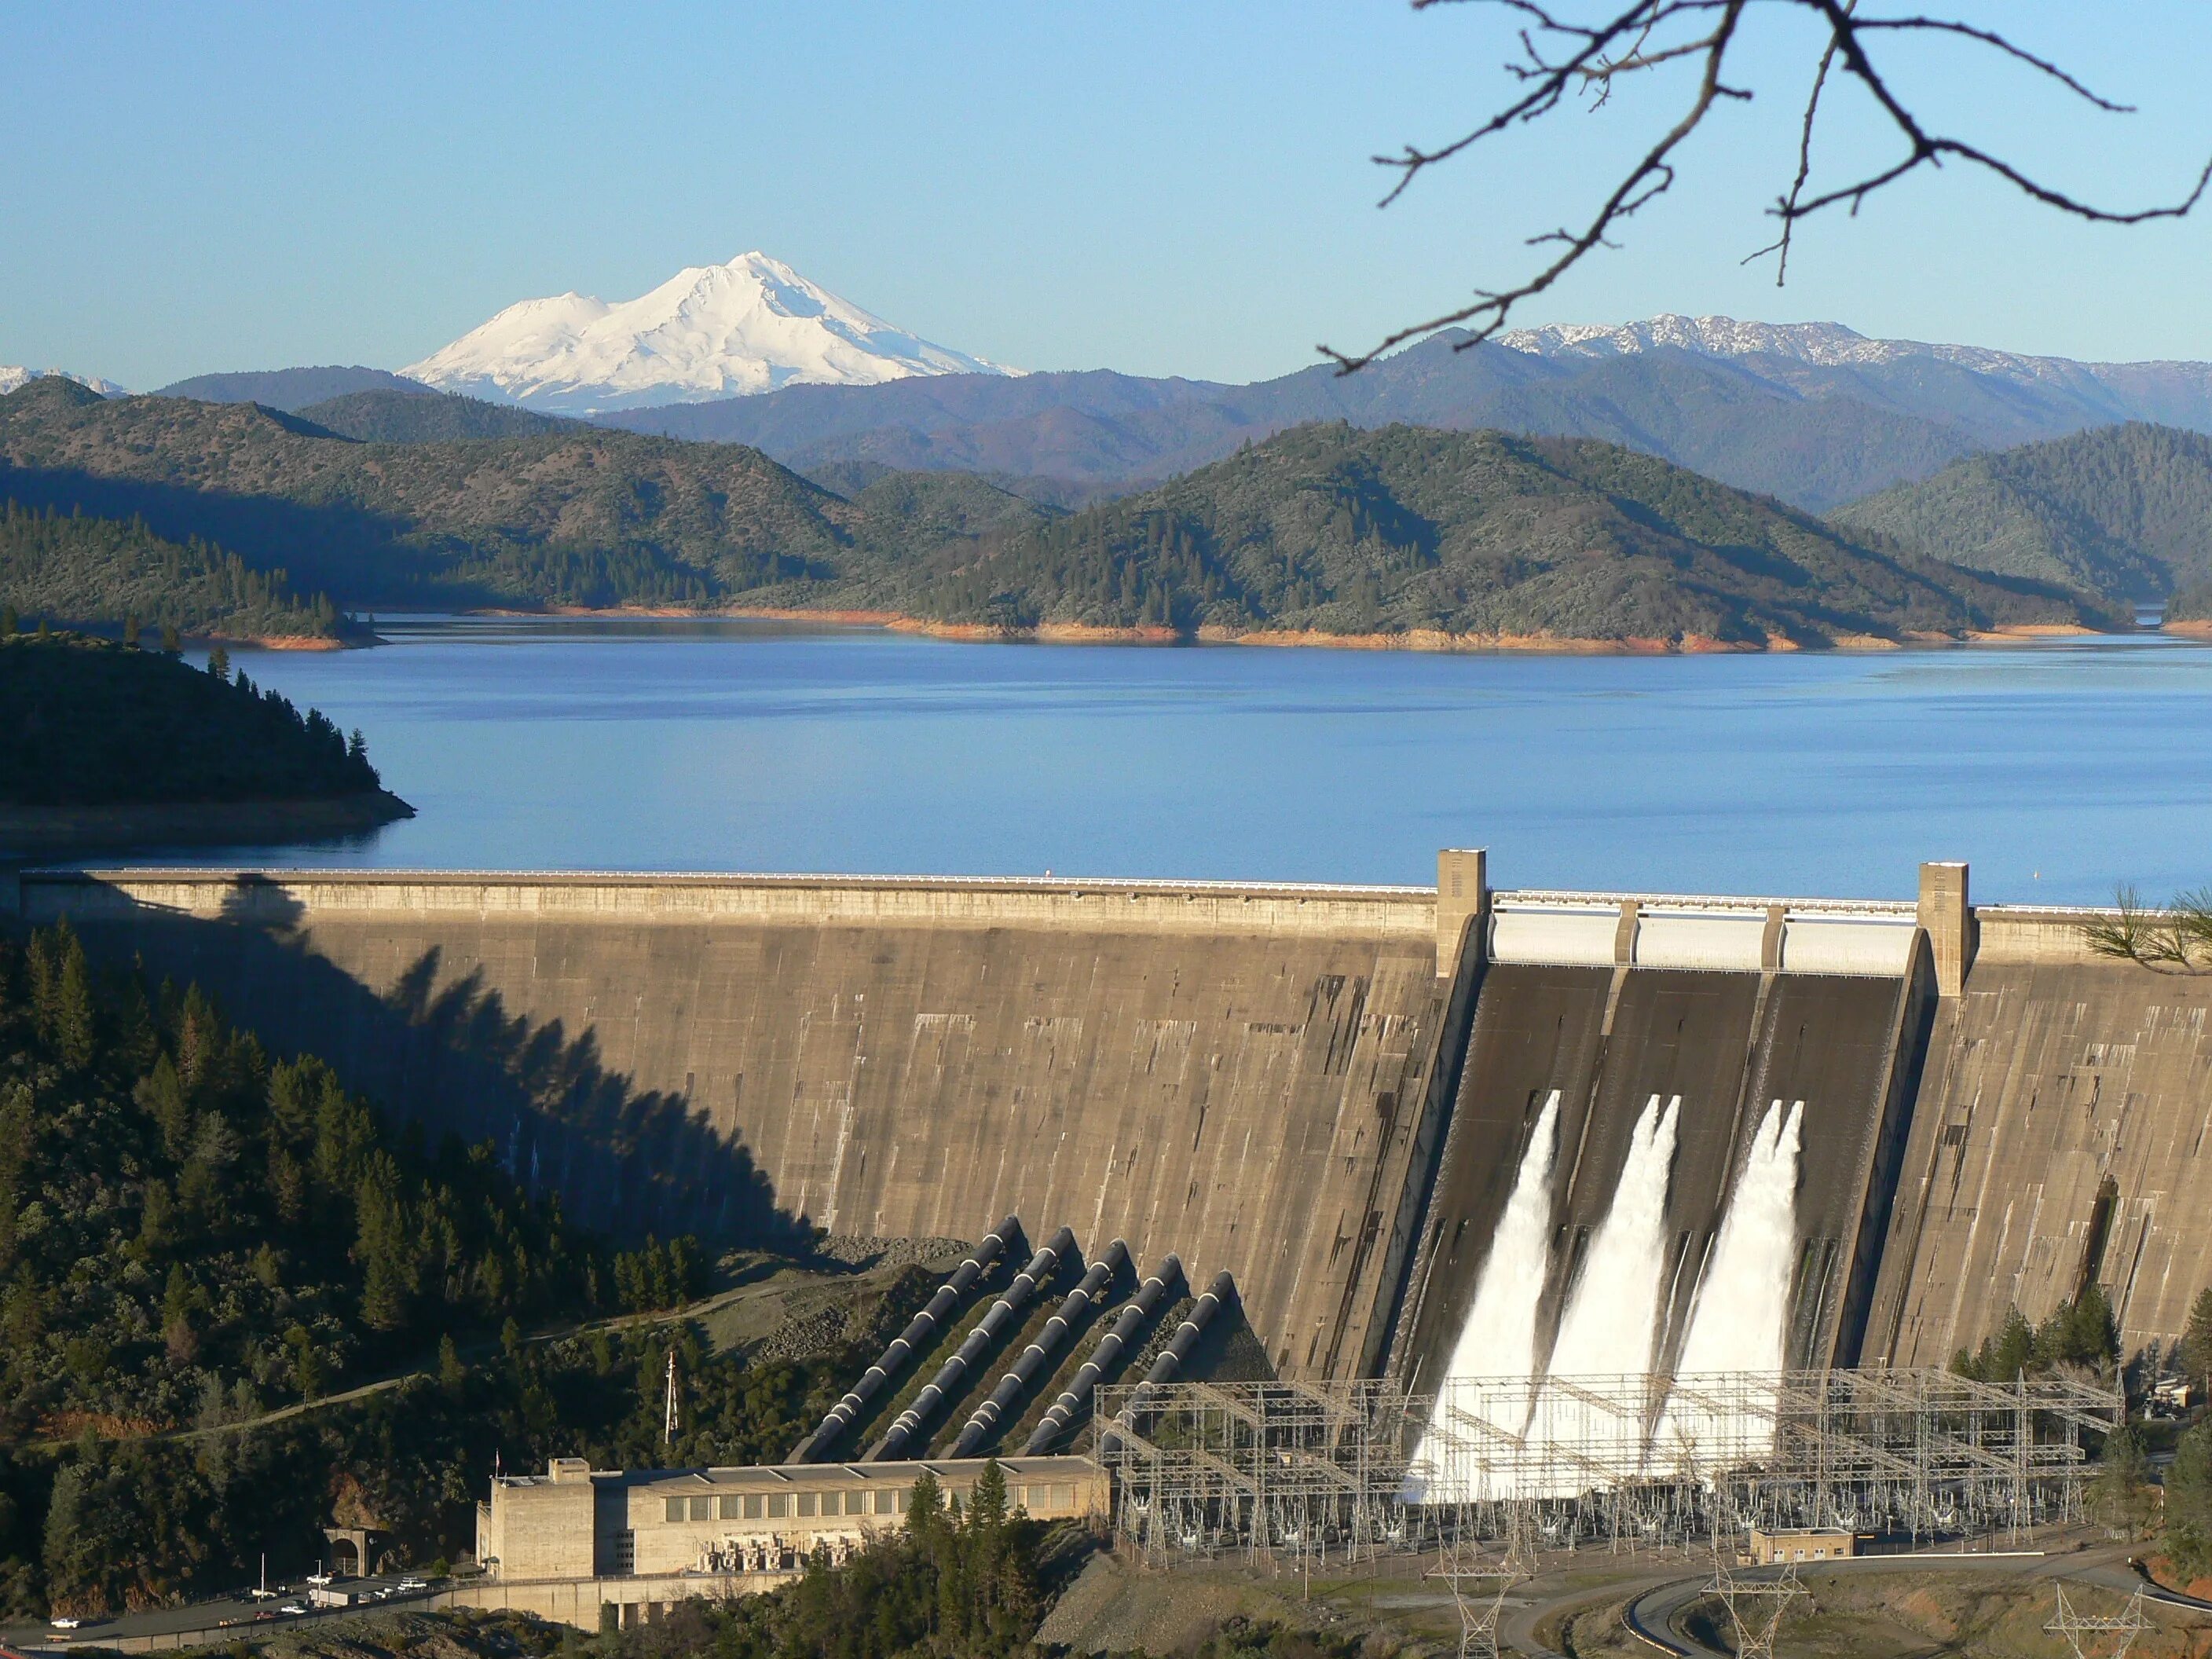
[145,617,2212,906]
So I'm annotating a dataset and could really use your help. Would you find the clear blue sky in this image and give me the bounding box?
[5,2,2211,390]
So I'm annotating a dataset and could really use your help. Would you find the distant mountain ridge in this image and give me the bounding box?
[155,365,434,410]
[137,311,2212,512]
[0,366,129,398]
[403,251,1017,414]
[598,320,2212,514]
[295,389,582,442]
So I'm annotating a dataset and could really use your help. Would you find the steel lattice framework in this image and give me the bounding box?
[1093,1369,2120,1562]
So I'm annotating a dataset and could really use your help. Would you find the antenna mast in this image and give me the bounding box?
[664,1348,679,1445]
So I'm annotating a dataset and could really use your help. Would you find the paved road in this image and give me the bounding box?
[1617,1543,2212,1659]
[0,1577,445,1654]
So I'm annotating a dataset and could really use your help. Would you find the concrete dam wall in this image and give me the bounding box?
[13,853,2212,1386]
[14,869,1451,1382]
[1864,904,2212,1370]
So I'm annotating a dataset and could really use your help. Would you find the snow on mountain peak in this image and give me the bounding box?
[403,251,1018,414]
[1492,313,2116,383]
[0,365,129,397]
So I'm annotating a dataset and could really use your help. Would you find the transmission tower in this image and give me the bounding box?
[2045,1584,2151,1659]
[1705,1551,1801,1659]
[1430,1539,1524,1659]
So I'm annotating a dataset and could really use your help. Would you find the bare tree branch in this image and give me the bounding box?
[1323,2,2212,372]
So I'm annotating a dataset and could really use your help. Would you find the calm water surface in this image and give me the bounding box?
[147,617,2212,905]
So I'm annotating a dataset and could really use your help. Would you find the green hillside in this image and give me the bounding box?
[1829,422,2212,602]
[0,501,347,642]
[0,378,863,610]
[0,631,383,807]
[0,382,2107,647]
[894,423,2104,646]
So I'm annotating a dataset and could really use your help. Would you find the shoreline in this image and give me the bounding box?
[467,602,2109,655]
[0,790,414,862]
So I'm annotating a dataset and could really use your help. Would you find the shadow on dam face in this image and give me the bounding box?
[20,868,1448,1382]
[1394,960,1921,1397]
[46,877,807,1249]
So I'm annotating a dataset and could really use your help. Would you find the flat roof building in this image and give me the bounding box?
[1747,1526,1860,1565]
[477,1456,1109,1585]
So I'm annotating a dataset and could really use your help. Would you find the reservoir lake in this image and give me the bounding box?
[150,616,2212,906]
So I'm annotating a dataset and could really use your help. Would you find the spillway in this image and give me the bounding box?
[1404,1090,1561,1498]
[1652,1099,1805,1473]
[1547,1093,1682,1379]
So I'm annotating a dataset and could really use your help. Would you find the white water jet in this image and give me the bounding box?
[1521,1093,1683,1493]
[1546,1093,1682,1379]
[1409,1090,1562,1500]
[1653,1099,1805,1473]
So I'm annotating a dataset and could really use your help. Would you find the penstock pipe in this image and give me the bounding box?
[950,1237,1129,1459]
[1021,1253,1181,1455]
[1097,1269,1234,1456]
[866,1225,1075,1461]
[784,1214,1018,1463]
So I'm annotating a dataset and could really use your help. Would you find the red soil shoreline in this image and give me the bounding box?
[468,603,2106,655]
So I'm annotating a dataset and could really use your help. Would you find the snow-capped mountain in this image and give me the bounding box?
[0,365,128,397]
[1494,313,2207,388]
[404,252,1017,414]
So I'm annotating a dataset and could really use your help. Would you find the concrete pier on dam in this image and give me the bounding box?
[10,852,2212,1386]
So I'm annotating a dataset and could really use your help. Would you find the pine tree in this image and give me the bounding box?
[2183,1287,2212,1393]
[207,645,229,683]
[438,1334,467,1397]
[123,613,141,648]
[0,603,15,635]
[2091,1422,2154,1540]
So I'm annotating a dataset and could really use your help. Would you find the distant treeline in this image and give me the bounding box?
[0,500,348,642]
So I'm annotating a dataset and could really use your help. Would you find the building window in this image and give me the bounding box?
[768,1495,791,1519]
[663,1498,685,1524]
[874,1489,899,1516]
[745,1495,764,1520]
[719,1496,742,1520]
[797,1492,818,1518]
[1054,1485,1075,1511]
[690,1496,714,1522]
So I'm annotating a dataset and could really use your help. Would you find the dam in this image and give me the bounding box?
[6,851,2207,1391]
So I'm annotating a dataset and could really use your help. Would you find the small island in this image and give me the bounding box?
[0,624,412,859]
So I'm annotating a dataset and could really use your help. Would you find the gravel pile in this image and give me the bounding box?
[811,1233,973,1273]
[751,1302,852,1364]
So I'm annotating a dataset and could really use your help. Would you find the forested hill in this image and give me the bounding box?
[0,378,872,610]
[0,632,390,808]
[0,500,349,643]
[887,424,2109,647]
[0,381,2110,647]
[1829,422,2212,606]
